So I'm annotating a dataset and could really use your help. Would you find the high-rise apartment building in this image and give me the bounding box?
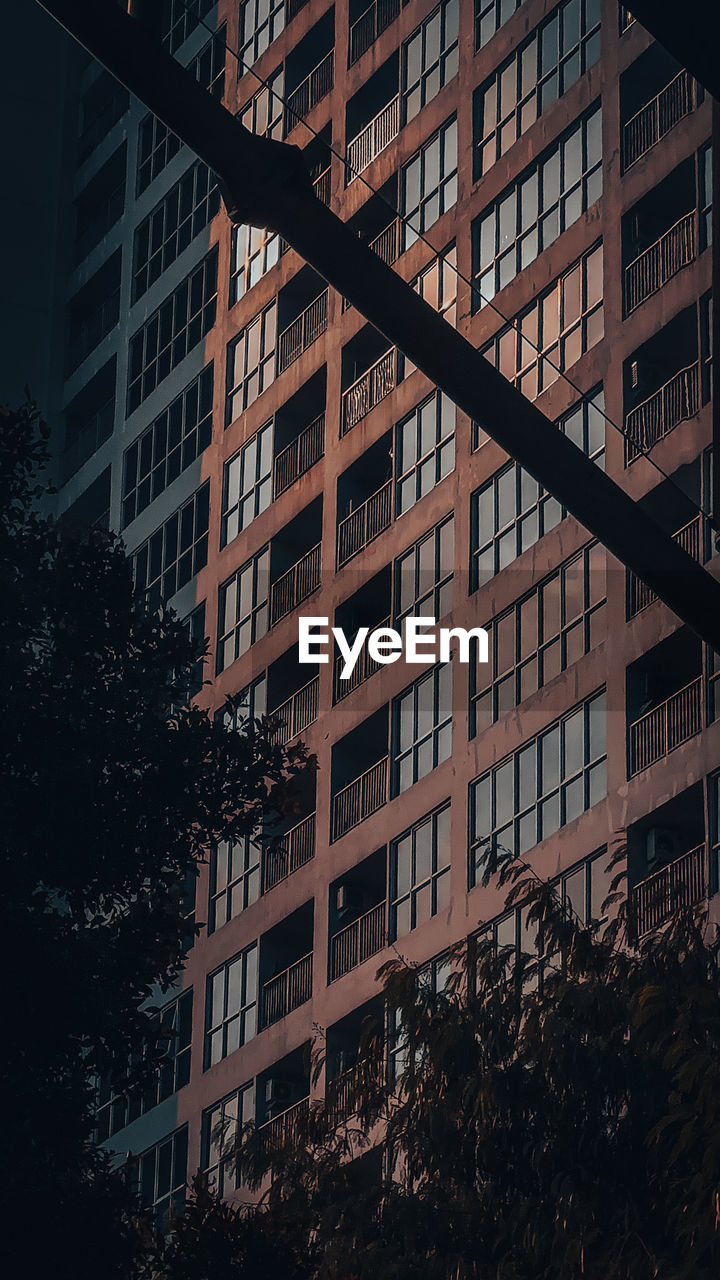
[38,0,718,1222]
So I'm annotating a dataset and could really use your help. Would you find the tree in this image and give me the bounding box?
[0,403,312,1276]
[147,856,720,1280]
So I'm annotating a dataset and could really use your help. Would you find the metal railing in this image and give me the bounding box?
[349,0,401,64]
[268,676,319,746]
[370,218,401,266]
[628,515,705,617]
[326,1052,385,1121]
[625,212,696,313]
[335,615,390,701]
[624,70,694,170]
[342,347,398,434]
[261,952,313,1027]
[619,5,635,33]
[347,95,400,178]
[630,844,706,938]
[329,902,386,982]
[337,480,392,566]
[284,50,334,133]
[333,757,388,840]
[313,165,331,205]
[273,413,325,496]
[258,1096,310,1151]
[277,290,329,373]
[270,542,322,624]
[263,814,316,892]
[625,362,699,456]
[628,676,703,775]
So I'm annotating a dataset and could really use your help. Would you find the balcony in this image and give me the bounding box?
[258,1096,310,1151]
[313,165,331,205]
[333,758,388,840]
[619,5,635,33]
[625,212,696,313]
[263,813,316,892]
[626,362,699,454]
[342,347,399,434]
[285,50,334,133]
[335,615,389,699]
[277,290,329,373]
[630,844,706,938]
[261,952,313,1027]
[349,0,401,65]
[274,413,325,497]
[333,569,392,701]
[271,543,321,624]
[628,514,705,617]
[347,95,399,177]
[329,902,386,982]
[623,69,694,170]
[628,677,703,776]
[269,676,319,746]
[337,481,392,566]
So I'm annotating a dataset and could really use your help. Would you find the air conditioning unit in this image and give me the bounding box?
[630,359,641,390]
[264,1077,293,1107]
[646,827,680,870]
[336,883,364,915]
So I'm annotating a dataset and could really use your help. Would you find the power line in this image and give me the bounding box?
[172,0,711,522]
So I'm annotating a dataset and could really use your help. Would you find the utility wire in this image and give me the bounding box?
[172,0,711,522]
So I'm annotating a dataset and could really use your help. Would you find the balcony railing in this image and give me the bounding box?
[270,542,321,624]
[342,347,398,435]
[630,844,706,938]
[337,480,392,566]
[333,756,388,840]
[258,1096,310,1151]
[268,676,319,746]
[277,290,329,373]
[625,361,699,457]
[274,413,325,496]
[625,212,697,314]
[261,952,313,1028]
[263,813,316,892]
[628,676,703,775]
[624,70,694,170]
[349,0,401,65]
[628,515,705,617]
[284,50,334,133]
[335,615,390,701]
[347,95,400,178]
[329,901,386,982]
[313,165,331,205]
[326,1052,385,1121]
[342,221,401,312]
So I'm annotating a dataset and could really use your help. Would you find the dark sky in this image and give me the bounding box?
[0,5,72,411]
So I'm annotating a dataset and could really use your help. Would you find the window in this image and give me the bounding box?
[95,991,193,1142]
[132,481,210,608]
[161,0,216,54]
[62,357,116,483]
[414,244,457,326]
[240,66,284,137]
[560,385,606,467]
[230,225,281,304]
[387,950,452,1079]
[60,468,111,532]
[66,250,122,374]
[483,244,604,400]
[209,836,261,933]
[395,515,454,623]
[205,945,258,1068]
[239,0,285,67]
[183,601,207,700]
[402,0,459,123]
[73,144,126,264]
[226,302,277,422]
[474,0,522,49]
[390,804,451,938]
[471,543,607,731]
[202,1083,255,1196]
[700,142,713,251]
[78,70,129,163]
[709,772,720,894]
[221,422,273,546]
[217,674,268,728]
[392,663,453,794]
[468,690,607,887]
[470,464,563,584]
[401,118,458,249]
[474,0,601,179]
[137,1126,189,1224]
[133,162,220,301]
[122,365,213,528]
[217,548,270,673]
[472,104,602,306]
[395,391,455,517]
[127,248,218,414]
[137,30,226,193]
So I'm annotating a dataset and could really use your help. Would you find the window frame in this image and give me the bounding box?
[204,944,258,1069]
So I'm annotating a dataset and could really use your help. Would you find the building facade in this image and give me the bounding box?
[46,0,718,1221]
